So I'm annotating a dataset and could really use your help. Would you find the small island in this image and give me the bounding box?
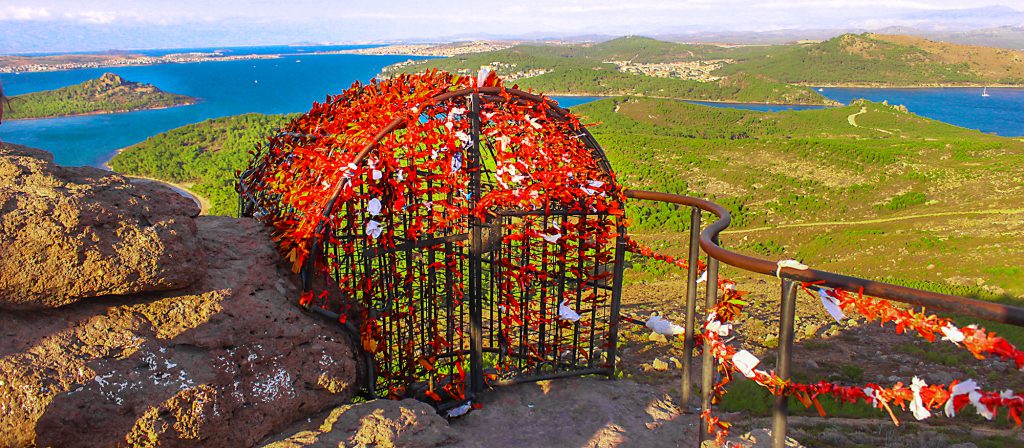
[4,73,197,120]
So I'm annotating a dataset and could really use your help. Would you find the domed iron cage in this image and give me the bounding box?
[238,84,627,412]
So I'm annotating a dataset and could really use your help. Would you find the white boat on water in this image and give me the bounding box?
[982,87,990,97]
[818,88,824,92]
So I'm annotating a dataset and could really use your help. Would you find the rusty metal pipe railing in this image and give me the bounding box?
[623,189,1024,326]
[623,188,1024,446]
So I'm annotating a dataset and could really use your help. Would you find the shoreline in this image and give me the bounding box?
[802,83,1024,89]
[543,92,838,107]
[0,54,279,74]
[102,147,210,215]
[5,100,199,122]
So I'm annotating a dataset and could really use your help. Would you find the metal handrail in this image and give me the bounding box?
[622,188,1024,447]
[624,189,1024,326]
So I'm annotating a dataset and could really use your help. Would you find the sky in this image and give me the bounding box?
[1,1,1022,53]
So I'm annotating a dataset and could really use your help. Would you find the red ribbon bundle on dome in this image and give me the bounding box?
[239,70,628,404]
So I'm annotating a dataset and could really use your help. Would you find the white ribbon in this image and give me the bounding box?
[646,314,685,336]
[775,259,809,278]
[910,376,931,420]
[541,233,562,244]
[525,114,542,129]
[706,320,732,337]
[365,220,383,239]
[367,198,382,216]
[940,322,965,344]
[477,67,491,87]
[863,386,880,407]
[558,301,581,322]
[818,288,845,322]
[732,350,760,378]
[970,390,995,420]
[451,152,463,172]
[945,379,978,418]
[447,402,472,418]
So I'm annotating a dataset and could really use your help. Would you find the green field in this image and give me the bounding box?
[5,73,196,120]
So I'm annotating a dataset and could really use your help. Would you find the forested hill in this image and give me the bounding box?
[716,33,1024,86]
[388,37,835,105]
[5,73,196,120]
[107,113,295,216]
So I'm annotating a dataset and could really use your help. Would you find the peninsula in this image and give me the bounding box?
[4,73,197,120]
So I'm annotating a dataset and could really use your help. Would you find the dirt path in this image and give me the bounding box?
[124,175,211,215]
[846,106,894,134]
[723,208,1024,235]
[847,106,866,127]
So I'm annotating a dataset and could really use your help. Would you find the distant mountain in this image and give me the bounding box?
[896,6,1024,30]
[932,26,1024,50]
[716,33,1024,86]
[5,73,196,120]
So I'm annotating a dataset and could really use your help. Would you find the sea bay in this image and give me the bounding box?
[4,49,1023,169]
[817,87,1024,137]
[0,51,601,167]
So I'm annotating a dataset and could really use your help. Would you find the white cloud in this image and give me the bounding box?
[1,6,52,20]
[69,10,118,24]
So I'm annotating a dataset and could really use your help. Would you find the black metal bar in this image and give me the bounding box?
[681,206,701,408]
[468,93,485,396]
[362,233,469,257]
[606,221,628,377]
[698,235,720,444]
[773,279,798,448]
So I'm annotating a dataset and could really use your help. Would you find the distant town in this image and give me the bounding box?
[0,52,279,74]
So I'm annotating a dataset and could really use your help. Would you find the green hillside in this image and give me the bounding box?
[388,37,832,105]
[577,97,1024,230]
[5,73,196,120]
[577,97,1024,297]
[107,113,295,215]
[716,33,1024,86]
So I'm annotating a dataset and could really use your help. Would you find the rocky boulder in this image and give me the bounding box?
[0,143,203,309]
[262,399,455,448]
[0,216,361,447]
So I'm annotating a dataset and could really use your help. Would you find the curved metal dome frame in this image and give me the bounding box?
[239,79,628,410]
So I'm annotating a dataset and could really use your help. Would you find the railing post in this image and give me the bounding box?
[698,234,720,444]
[468,93,485,397]
[606,223,627,377]
[681,207,701,407]
[773,279,799,448]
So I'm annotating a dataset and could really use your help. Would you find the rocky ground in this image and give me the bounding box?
[615,271,1024,448]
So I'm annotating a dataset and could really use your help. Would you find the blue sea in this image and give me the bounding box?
[816,87,1024,137]
[690,88,1024,137]
[0,49,601,167]
[3,48,1023,167]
